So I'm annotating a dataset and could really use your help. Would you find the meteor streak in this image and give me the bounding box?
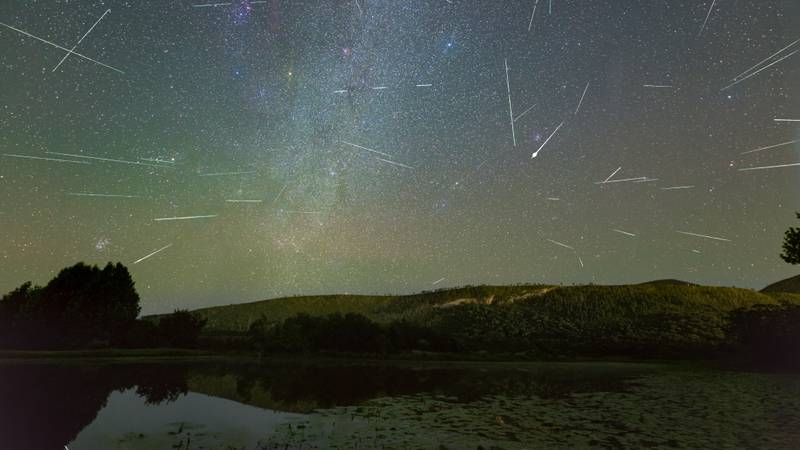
[721,48,800,91]
[504,58,517,147]
[273,184,288,204]
[375,157,414,170]
[198,171,257,176]
[546,238,574,250]
[661,185,695,190]
[513,103,537,122]
[531,122,564,158]
[2,153,90,165]
[0,22,124,74]
[676,231,731,242]
[68,193,142,198]
[738,162,800,172]
[153,215,218,222]
[140,157,175,164]
[574,81,589,114]
[698,0,717,36]
[281,210,328,215]
[730,38,800,82]
[226,199,263,203]
[741,139,800,155]
[603,167,622,183]
[52,9,111,72]
[192,3,232,7]
[595,177,648,185]
[528,0,540,32]
[45,152,171,168]
[340,141,394,158]
[133,244,173,264]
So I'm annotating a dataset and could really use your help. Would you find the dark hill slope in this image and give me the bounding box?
[638,279,697,287]
[430,285,800,354]
[762,274,800,294]
[152,284,549,332]
[149,284,800,339]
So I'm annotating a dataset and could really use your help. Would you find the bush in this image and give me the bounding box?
[111,319,161,348]
[249,313,454,354]
[728,304,800,368]
[157,310,207,348]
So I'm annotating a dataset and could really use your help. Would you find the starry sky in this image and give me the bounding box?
[1,0,798,314]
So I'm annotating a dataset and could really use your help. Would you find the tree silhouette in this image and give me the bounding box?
[781,212,800,264]
[0,262,140,348]
[0,281,36,321]
[0,281,41,347]
[41,262,140,343]
[157,310,207,348]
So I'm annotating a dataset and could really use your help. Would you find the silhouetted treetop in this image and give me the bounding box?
[0,261,140,348]
[157,309,207,348]
[781,212,800,265]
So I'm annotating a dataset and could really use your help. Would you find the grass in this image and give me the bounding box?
[149,283,800,358]
[147,284,549,332]
[155,283,800,334]
[427,285,800,353]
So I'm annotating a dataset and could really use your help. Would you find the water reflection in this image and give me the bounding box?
[0,363,189,450]
[0,360,658,449]
[192,362,656,412]
[74,389,298,450]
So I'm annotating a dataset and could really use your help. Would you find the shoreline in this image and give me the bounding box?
[3,349,791,374]
[0,348,692,369]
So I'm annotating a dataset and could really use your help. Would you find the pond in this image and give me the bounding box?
[1,359,799,449]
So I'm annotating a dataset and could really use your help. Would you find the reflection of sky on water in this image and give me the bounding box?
[69,389,299,450]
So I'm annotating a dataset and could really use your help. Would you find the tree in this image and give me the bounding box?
[111,319,160,348]
[0,262,140,348]
[0,281,41,348]
[781,212,800,264]
[157,310,207,348]
[0,281,36,321]
[40,262,140,343]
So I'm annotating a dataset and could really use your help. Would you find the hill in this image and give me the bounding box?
[146,285,550,332]
[762,274,800,294]
[143,283,800,359]
[638,279,697,287]
[426,284,800,355]
[148,283,800,338]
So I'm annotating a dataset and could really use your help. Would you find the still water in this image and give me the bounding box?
[1,359,799,449]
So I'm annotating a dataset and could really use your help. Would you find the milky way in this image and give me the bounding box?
[1,1,798,313]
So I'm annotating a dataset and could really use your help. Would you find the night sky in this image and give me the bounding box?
[1,0,798,314]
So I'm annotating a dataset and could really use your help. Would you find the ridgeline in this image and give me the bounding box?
[151,283,796,333]
[145,283,800,361]
[762,274,800,294]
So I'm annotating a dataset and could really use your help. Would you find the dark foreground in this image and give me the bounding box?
[2,357,799,449]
